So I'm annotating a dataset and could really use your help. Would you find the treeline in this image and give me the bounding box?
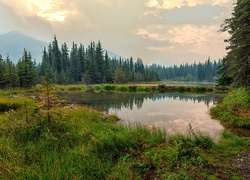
[0,36,222,89]
[148,58,221,82]
[38,36,159,85]
[0,50,37,89]
[0,37,159,89]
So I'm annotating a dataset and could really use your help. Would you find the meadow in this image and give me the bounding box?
[0,85,249,179]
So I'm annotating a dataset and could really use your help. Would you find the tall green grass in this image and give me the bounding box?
[210,88,250,128]
[0,96,33,112]
[94,84,152,93]
[54,84,87,91]
[0,89,249,179]
[0,104,167,179]
[158,84,213,93]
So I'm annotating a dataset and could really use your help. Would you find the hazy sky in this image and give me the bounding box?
[0,0,233,65]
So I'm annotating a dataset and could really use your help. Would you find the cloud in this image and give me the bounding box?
[160,5,225,24]
[0,0,54,40]
[20,0,77,22]
[0,0,233,65]
[146,0,231,9]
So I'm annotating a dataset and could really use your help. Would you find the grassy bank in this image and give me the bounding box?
[210,88,250,128]
[157,84,214,93]
[0,90,249,179]
[94,83,215,93]
[94,84,152,93]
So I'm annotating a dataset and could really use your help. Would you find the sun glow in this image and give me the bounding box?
[21,0,69,22]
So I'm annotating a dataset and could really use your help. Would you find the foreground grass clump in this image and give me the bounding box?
[0,96,33,112]
[210,88,250,128]
[0,103,166,179]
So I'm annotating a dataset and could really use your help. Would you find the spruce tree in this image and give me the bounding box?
[0,54,5,88]
[4,56,18,88]
[219,0,250,88]
[17,49,37,89]
[95,41,104,83]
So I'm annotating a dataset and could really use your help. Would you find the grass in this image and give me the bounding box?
[94,84,152,93]
[0,96,34,112]
[54,84,87,91]
[95,83,214,93]
[210,88,250,128]
[0,88,249,179]
[158,84,213,93]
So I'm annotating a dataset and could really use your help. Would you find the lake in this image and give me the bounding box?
[58,89,224,138]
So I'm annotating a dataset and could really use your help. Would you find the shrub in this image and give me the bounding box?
[128,86,137,92]
[104,84,116,91]
[137,86,152,93]
[94,85,102,92]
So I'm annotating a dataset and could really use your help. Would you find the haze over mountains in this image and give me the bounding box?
[0,31,121,64]
[0,31,48,64]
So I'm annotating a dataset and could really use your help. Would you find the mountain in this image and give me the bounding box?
[0,31,48,64]
[106,50,125,59]
[0,31,124,64]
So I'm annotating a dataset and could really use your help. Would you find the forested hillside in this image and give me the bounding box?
[0,36,221,89]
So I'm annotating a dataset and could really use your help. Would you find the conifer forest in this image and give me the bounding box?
[0,36,221,89]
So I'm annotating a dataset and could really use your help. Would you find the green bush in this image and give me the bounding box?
[94,84,102,92]
[128,86,137,92]
[115,86,129,93]
[104,84,116,91]
[137,86,152,92]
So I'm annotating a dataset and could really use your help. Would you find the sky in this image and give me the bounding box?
[0,0,233,65]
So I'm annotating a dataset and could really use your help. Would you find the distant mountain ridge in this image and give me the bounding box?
[0,31,123,64]
[0,31,48,64]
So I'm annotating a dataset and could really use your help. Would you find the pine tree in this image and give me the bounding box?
[103,51,112,83]
[95,41,104,83]
[52,36,61,74]
[4,56,18,88]
[76,44,85,82]
[219,0,250,88]
[61,43,70,84]
[17,49,37,89]
[0,54,5,88]
[69,42,78,83]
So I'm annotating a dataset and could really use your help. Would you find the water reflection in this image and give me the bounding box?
[58,90,222,111]
[58,90,224,138]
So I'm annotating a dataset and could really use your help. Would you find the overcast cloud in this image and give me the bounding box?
[0,0,233,65]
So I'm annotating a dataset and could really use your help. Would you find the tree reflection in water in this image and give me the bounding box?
[57,89,224,112]
[57,89,225,137]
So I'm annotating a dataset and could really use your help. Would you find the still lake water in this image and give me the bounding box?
[58,89,224,138]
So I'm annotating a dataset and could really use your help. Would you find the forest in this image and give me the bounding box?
[0,37,221,89]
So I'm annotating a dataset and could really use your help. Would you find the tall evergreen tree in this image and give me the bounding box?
[0,54,5,88]
[103,51,112,83]
[70,42,78,83]
[60,43,70,84]
[4,56,18,88]
[17,49,37,88]
[52,36,61,74]
[95,41,104,83]
[218,0,250,88]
